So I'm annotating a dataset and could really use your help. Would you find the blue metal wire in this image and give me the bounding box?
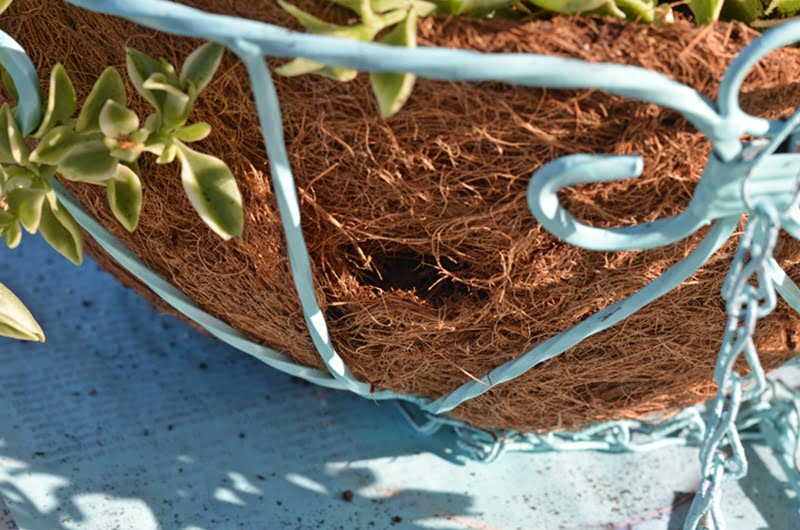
[2,2,799,527]
[55,0,800,418]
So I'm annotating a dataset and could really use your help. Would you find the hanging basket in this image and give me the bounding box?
[6,0,800,433]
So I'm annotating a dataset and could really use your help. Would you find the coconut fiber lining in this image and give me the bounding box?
[7,0,800,431]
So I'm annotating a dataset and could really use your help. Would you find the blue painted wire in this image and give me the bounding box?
[53,0,800,415]
[3,4,800,525]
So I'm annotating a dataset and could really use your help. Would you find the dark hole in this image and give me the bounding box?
[352,244,482,308]
[776,135,794,154]
[786,328,797,351]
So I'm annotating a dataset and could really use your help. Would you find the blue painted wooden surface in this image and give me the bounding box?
[0,236,798,529]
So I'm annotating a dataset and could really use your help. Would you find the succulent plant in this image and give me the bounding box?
[278,0,800,117]
[0,41,242,341]
[2,0,797,341]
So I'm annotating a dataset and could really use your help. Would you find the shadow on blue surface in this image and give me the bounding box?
[0,237,481,529]
[1,236,799,529]
[0,453,475,530]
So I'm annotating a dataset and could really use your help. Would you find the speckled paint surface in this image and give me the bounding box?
[0,236,798,529]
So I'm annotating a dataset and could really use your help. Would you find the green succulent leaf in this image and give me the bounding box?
[142,73,189,100]
[127,54,194,132]
[765,0,800,15]
[76,67,127,133]
[0,67,18,104]
[156,140,178,165]
[174,122,212,143]
[7,186,47,233]
[275,58,326,77]
[276,58,359,82]
[0,104,30,166]
[0,281,45,342]
[526,0,625,17]
[330,0,413,13]
[34,64,77,138]
[142,114,160,134]
[175,141,243,240]
[720,0,762,21]
[159,58,182,87]
[0,108,24,165]
[438,0,523,15]
[370,11,417,118]
[58,140,118,183]
[39,191,83,265]
[688,0,724,23]
[616,0,672,22]
[279,0,352,33]
[277,1,406,81]
[180,42,224,94]
[3,221,21,248]
[129,129,150,145]
[278,0,383,38]
[106,164,142,232]
[142,73,191,131]
[30,125,83,165]
[99,100,140,139]
[126,48,168,114]
[0,209,12,226]
[1,165,37,191]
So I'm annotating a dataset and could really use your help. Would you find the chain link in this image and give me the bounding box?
[398,202,799,528]
[396,401,707,462]
[682,203,779,530]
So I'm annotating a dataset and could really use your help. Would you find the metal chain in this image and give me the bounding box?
[683,203,779,530]
[398,202,800,529]
[396,401,707,462]
[738,378,800,471]
[397,381,800,465]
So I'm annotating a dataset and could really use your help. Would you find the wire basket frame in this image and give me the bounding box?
[3,1,800,527]
[50,0,800,414]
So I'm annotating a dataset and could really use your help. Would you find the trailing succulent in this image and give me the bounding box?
[0,0,796,342]
[279,0,800,118]
[0,39,243,342]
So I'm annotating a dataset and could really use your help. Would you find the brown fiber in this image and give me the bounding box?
[7,0,800,431]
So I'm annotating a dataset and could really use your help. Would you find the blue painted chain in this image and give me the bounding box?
[396,401,707,461]
[738,378,800,470]
[684,204,779,529]
[401,202,795,526]
[0,2,798,528]
[398,374,800,467]
[401,200,797,524]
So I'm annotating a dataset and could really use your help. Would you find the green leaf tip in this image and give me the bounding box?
[688,0,725,23]
[107,164,143,232]
[7,187,46,234]
[34,64,77,139]
[76,67,126,133]
[0,281,45,342]
[0,104,30,166]
[181,42,225,94]
[370,10,418,118]
[39,192,83,266]
[0,0,14,16]
[175,141,243,240]
[99,100,140,139]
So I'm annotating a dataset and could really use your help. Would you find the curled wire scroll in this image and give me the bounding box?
[3,1,800,528]
[58,0,800,417]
